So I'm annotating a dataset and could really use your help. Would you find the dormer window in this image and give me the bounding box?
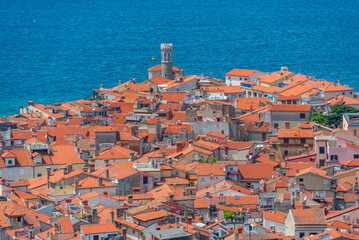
[5,158,16,167]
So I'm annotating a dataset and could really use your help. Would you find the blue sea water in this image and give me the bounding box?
[0,0,358,116]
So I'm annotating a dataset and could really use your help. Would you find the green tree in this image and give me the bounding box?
[311,104,359,128]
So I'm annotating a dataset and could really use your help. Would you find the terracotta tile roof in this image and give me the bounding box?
[336,181,352,192]
[327,95,359,106]
[207,131,228,139]
[59,216,74,233]
[291,208,326,225]
[326,204,359,220]
[197,163,226,176]
[0,149,33,168]
[49,144,84,165]
[164,177,189,185]
[269,104,311,112]
[194,140,220,151]
[148,65,180,72]
[81,223,119,235]
[238,164,274,179]
[286,162,316,177]
[162,91,186,103]
[327,220,351,230]
[194,195,258,209]
[278,129,314,138]
[76,177,117,189]
[343,193,356,202]
[148,76,176,85]
[147,183,183,199]
[340,160,359,167]
[296,167,331,179]
[220,141,255,150]
[257,71,294,84]
[94,144,137,160]
[133,209,168,222]
[116,219,145,231]
[126,83,151,92]
[225,69,258,77]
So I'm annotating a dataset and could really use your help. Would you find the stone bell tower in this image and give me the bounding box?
[161,43,173,80]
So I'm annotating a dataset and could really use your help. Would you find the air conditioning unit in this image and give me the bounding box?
[270,226,275,232]
[343,214,349,220]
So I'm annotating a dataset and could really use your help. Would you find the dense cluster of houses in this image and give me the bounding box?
[1,44,359,240]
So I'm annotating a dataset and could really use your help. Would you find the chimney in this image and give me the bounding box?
[176,142,183,152]
[106,169,110,179]
[65,198,72,212]
[82,200,88,206]
[62,167,67,175]
[89,163,95,173]
[129,152,136,161]
[74,178,79,194]
[122,227,127,240]
[221,130,224,134]
[67,164,72,173]
[269,153,275,162]
[104,159,110,167]
[127,195,133,204]
[98,178,103,186]
[263,181,267,192]
[131,126,139,138]
[92,208,98,224]
[187,216,193,225]
[237,226,243,234]
[285,121,290,129]
[28,101,34,107]
[206,192,210,199]
[28,227,34,239]
[197,115,203,121]
[83,166,89,173]
[110,210,115,223]
[168,156,173,167]
[46,167,51,188]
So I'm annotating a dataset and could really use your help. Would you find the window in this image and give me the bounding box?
[59,186,63,190]
[93,235,99,240]
[319,147,325,154]
[16,217,22,222]
[323,180,328,184]
[8,169,13,176]
[330,155,338,161]
[208,137,212,141]
[300,138,306,144]
[343,92,345,95]
[350,92,353,95]
[274,123,279,128]
[299,178,304,182]
[284,138,289,144]
[37,174,42,177]
[20,169,24,175]
[284,150,289,156]
[354,155,359,159]
[143,176,148,184]
[320,159,325,167]
[201,177,205,182]
[175,171,179,176]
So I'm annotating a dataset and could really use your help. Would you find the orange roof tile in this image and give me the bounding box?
[225,69,258,77]
[81,223,119,235]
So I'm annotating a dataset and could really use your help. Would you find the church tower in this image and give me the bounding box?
[161,43,173,79]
